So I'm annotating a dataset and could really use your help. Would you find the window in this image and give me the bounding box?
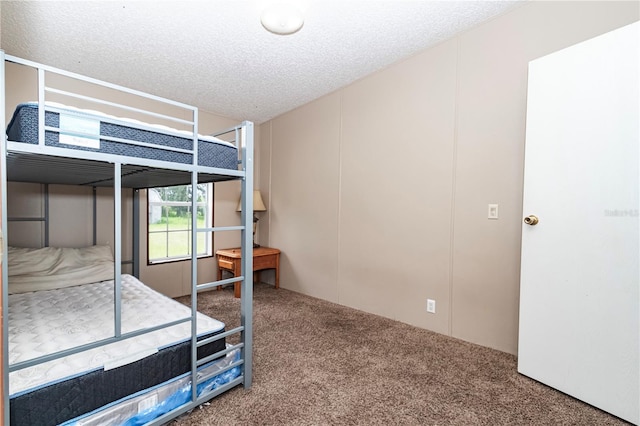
[147,183,213,263]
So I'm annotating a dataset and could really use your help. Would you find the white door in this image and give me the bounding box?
[518,22,639,424]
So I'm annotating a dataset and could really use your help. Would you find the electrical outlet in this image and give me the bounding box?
[488,204,499,219]
[427,299,436,314]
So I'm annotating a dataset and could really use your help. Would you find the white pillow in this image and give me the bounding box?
[8,245,115,294]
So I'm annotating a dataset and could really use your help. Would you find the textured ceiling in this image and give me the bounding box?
[1,1,525,124]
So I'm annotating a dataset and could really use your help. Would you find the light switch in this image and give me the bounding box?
[488,204,499,219]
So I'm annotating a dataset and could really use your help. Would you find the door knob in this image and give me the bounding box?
[524,215,539,226]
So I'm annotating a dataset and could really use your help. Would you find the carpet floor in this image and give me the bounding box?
[173,283,628,426]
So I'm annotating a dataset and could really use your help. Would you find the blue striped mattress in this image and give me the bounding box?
[6,102,238,170]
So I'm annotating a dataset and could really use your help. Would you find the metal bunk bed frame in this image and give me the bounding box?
[0,52,254,425]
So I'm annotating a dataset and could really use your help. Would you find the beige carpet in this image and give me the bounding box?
[173,283,627,426]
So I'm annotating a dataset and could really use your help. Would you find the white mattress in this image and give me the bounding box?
[8,274,224,396]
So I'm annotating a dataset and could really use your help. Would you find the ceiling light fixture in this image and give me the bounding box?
[261,4,304,35]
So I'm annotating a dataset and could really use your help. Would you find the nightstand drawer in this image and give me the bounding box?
[218,259,235,270]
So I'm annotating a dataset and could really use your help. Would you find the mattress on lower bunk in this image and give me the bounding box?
[65,347,241,426]
[6,102,238,170]
[8,274,226,426]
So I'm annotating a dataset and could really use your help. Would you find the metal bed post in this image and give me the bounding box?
[114,163,122,338]
[37,69,45,147]
[240,121,254,387]
[43,184,49,247]
[133,189,140,278]
[190,108,199,404]
[92,186,97,245]
[1,48,10,426]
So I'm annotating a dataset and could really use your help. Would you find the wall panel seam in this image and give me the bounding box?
[267,121,273,247]
[336,91,343,304]
[448,36,461,338]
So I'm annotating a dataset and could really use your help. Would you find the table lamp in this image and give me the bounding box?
[236,190,267,248]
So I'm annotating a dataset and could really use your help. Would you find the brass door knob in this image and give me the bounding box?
[524,215,539,226]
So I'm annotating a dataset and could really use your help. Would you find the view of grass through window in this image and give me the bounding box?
[148,184,212,262]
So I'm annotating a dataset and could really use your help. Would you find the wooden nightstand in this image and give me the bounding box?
[216,247,280,298]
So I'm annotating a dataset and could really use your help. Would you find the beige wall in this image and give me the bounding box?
[7,183,136,273]
[259,1,639,354]
[4,62,252,298]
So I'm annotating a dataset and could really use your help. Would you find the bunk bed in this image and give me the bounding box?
[1,53,255,425]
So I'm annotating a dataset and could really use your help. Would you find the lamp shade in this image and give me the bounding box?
[236,190,267,212]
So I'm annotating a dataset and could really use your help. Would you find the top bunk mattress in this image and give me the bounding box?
[6,102,239,170]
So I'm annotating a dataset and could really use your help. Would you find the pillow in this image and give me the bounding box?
[8,245,115,294]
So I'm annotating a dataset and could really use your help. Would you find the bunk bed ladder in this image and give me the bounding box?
[145,121,254,425]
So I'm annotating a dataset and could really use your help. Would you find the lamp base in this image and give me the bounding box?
[253,214,261,249]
